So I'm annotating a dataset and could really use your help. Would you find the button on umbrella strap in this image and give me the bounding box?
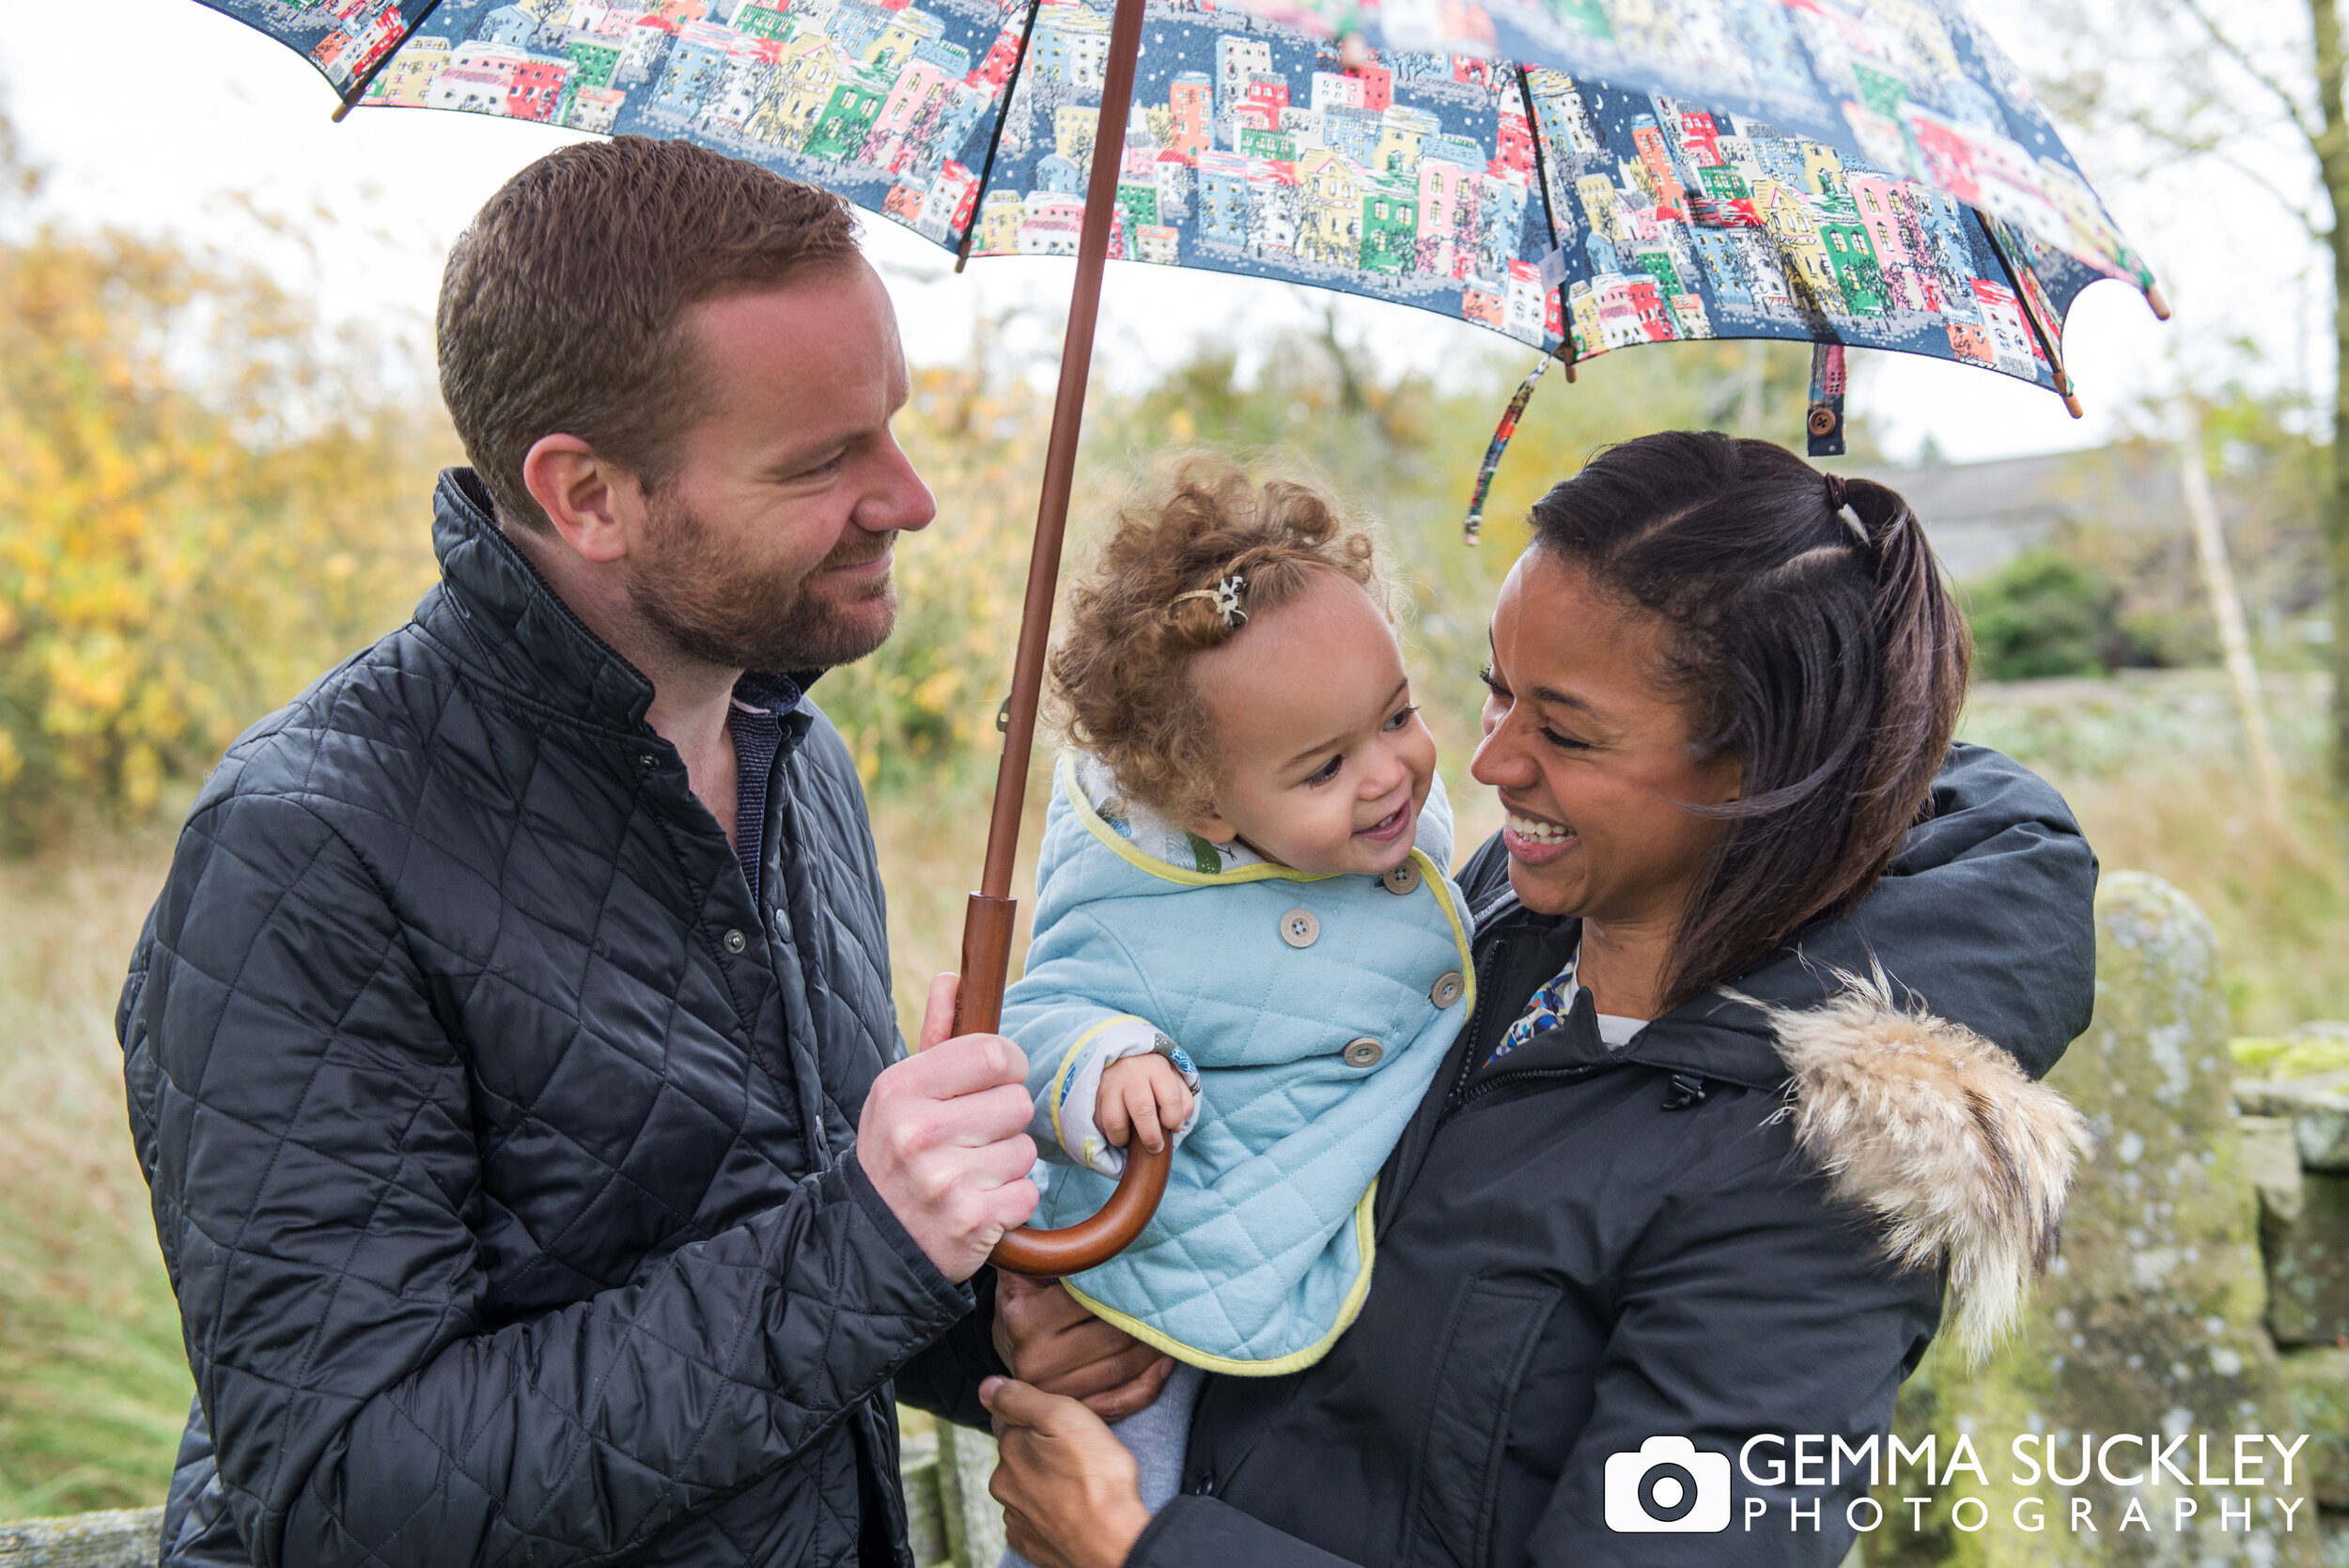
[1806,343,1846,458]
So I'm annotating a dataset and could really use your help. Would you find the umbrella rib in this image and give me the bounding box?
[1516,66,1562,254]
[956,0,1047,273]
[1513,65,1575,379]
[331,0,449,122]
[1981,221,2083,419]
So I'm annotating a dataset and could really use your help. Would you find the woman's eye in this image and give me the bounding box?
[1541,727,1591,752]
[1383,704,1419,732]
[1477,665,1510,700]
[1305,754,1344,785]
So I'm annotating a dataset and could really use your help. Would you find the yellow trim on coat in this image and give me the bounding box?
[1057,753,1342,888]
[1045,752,1481,1377]
[1056,752,1481,1002]
[1064,1180,1381,1377]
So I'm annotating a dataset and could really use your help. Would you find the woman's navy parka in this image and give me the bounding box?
[1120,743,2096,1568]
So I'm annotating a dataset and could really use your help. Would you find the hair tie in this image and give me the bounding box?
[1168,572,1248,629]
[1823,474,1849,512]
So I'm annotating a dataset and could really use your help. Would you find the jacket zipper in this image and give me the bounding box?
[1443,935,1508,1111]
[1450,1063,1608,1116]
[1442,932,1623,1120]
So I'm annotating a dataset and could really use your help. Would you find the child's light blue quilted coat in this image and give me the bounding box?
[1001,753,1475,1374]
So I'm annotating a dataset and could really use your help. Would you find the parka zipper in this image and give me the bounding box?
[1448,1062,1609,1118]
[1442,934,1507,1111]
[1439,930,1615,1122]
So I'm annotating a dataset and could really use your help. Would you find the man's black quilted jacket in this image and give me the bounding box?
[118,469,1003,1568]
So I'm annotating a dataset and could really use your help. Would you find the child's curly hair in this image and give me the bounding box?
[1048,454,1392,826]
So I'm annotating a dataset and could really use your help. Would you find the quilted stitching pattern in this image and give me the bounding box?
[1003,761,1474,1369]
[119,471,971,1568]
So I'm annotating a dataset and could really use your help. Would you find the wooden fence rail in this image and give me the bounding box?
[0,1424,1006,1568]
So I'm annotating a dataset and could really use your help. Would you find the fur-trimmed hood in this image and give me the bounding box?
[1438,743,2102,1367]
[1147,744,2101,1568]
[1757,971,2095,1362]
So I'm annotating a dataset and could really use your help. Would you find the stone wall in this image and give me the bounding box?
[1872,872,2347,1568]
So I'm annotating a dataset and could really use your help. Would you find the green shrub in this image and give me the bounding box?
[1964,551,2149,680]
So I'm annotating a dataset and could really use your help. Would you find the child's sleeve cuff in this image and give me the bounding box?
[1050,1019,1202,1177]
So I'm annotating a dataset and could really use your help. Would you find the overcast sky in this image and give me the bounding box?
[0,0,2306,463]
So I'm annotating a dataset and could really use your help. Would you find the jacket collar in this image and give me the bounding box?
[426,468,817,737]
[1459,856,1798,1094]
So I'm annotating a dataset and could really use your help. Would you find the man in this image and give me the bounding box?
[118,136,1116,1568]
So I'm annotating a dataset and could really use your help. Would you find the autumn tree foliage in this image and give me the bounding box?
[0,193,450,845]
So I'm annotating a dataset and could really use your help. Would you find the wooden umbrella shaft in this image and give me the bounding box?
[956,0,1152,1042]
[952,0,1165,1278]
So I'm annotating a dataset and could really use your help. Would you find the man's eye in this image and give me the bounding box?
[1304,755,1343,785]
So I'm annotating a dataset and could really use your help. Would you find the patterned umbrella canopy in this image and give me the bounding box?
[189,0,2161,1262]
[205,0,2154,424]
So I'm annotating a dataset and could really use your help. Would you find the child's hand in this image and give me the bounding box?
[1097,1054,1194,1155]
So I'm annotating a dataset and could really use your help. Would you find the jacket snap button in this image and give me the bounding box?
[637,753,658,770]
[1381,861,1422,895]
[1344,1037,1384,1068]
[1279,908,1320,948]
[1430,970,1464,1008]
[723,928,747,953]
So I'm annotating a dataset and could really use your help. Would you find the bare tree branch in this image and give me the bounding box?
[2165,0,2324,145]
[2209,147,2331,235]
[2095,96,2316,196]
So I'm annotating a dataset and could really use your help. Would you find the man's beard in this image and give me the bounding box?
[628,495,899,673]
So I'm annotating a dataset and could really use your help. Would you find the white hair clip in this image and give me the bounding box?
[1170,572,1248,629]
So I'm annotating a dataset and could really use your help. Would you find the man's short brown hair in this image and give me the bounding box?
[437,136,861,531]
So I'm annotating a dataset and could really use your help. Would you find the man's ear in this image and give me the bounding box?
[521,434,640,565]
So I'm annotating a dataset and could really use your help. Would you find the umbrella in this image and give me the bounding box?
[191,0,2160,1268]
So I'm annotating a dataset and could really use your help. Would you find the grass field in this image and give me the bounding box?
[0,672,2341,1518]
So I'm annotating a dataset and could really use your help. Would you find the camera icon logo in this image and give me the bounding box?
[1603,1436,1732,1533]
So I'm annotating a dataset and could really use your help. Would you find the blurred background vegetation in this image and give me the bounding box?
[3,100,2344,1524]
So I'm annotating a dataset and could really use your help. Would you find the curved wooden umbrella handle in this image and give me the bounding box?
[958,893,1174,1276]
[990,1141,1172,1277]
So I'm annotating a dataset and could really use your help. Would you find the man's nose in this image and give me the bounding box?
[863,435,936,535]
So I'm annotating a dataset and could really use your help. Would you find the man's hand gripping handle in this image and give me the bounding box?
[952,892,1170,1278]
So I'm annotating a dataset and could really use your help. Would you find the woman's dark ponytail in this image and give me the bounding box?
[1526,433,1970,1009]
[1846,474,1971,852]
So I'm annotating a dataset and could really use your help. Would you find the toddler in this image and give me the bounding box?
[997,457,1475,1543]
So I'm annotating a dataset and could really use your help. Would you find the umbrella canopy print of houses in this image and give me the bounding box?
[188,0,2163,1265]
[210,0,2155,408]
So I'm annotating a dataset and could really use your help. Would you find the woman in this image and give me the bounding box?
[968,432,2096,1568]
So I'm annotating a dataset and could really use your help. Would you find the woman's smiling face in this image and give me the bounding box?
[1472,548,1740,923]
